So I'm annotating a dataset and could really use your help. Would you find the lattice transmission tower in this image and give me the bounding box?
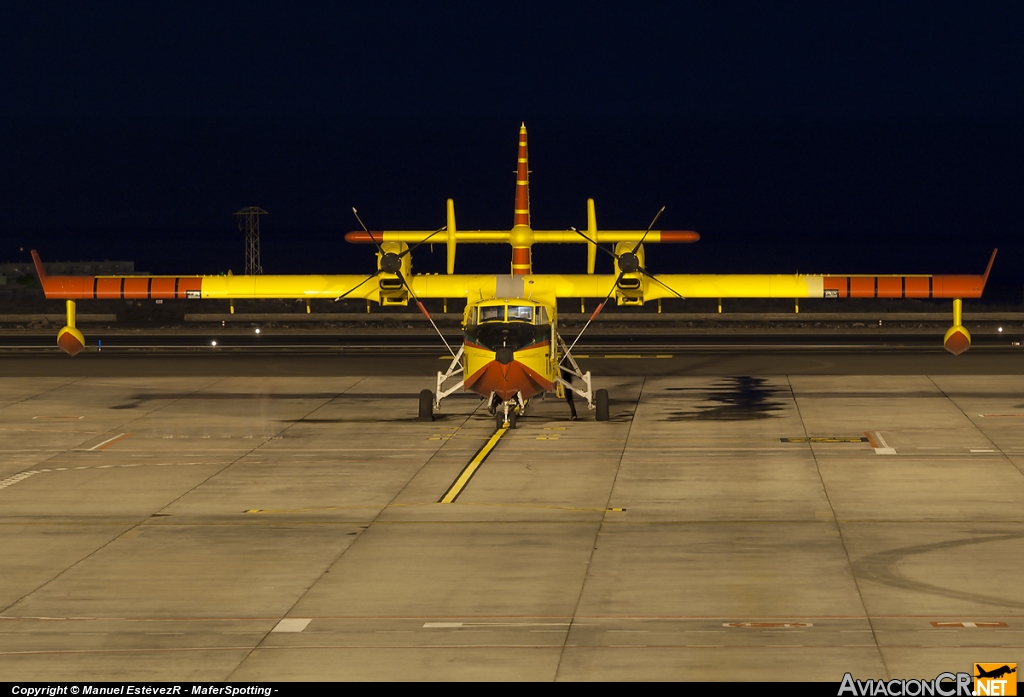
[235,206,268,275]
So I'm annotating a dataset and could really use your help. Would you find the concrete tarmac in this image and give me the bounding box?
[1,350,1023,681]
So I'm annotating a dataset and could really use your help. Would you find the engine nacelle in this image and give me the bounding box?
[57,325,85,357]
[943,325,971,355]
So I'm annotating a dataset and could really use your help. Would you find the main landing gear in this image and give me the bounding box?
[419,346,466,422]
[418,389,434,422]
[555,333,610,422]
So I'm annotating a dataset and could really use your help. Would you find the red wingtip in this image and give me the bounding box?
[658,231,701,243]
[30,250,49,281]
[983,248,998,286]
[344,231,385,243]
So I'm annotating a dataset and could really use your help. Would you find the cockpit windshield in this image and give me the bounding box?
[479,306,505,322]
[506,305,534,322]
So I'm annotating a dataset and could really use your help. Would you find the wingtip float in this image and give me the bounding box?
[28,126,998,429]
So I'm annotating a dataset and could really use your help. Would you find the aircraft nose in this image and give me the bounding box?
[495,347,514,365]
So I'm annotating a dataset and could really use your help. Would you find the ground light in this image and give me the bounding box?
[211,341,217,346]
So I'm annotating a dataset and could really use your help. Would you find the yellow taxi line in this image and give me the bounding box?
[438,425,509,504]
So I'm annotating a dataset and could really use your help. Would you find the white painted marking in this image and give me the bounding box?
[0,471,39,490]
[271,618,311,633]
[873,431,896,455]
[970,449,996,453]
[89,433,127,451]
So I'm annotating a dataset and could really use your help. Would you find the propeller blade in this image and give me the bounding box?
[639,268,685,299]
[334,272,381,302]
[631,205,665,255]
[562,270,625,361]
[396,270,456,357]
[352,207,384,255]
[397,226,447,258]
[570,227,620,264]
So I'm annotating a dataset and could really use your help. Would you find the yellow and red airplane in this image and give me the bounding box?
[31,124,996,426]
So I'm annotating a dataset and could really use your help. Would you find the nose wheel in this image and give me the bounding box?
[494,398,520,429]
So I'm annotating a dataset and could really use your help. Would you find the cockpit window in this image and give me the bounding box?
[479,306,504,322]
[535,306,549,324]
[507,305,534,322]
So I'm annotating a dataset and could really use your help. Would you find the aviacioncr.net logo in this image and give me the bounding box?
[839,672,973,696]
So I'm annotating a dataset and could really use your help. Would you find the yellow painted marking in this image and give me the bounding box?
[603,354,643,359]
[439,425,509,504]
[781,437,869,443]
[446,502,627,513]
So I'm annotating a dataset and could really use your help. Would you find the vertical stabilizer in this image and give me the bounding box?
[514,123,530,228]
[510,123,533,275]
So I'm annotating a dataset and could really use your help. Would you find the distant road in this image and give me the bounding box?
[2,343,1023,378]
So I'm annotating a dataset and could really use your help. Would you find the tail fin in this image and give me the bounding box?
[514,123,530,228]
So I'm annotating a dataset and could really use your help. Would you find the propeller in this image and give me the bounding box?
[336,208,447,300]
[562,206,684,362]
[338,209,456,356]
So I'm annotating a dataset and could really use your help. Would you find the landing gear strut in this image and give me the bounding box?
[556,332,609,421]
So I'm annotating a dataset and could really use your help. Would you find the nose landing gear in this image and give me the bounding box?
[490,392,525,429]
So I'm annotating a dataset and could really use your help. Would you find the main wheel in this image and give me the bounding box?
[595,388,610,421]
[418,389,434,422]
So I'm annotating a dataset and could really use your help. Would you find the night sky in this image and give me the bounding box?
[3,3,1023,301]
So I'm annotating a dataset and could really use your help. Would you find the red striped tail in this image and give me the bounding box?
[514,123,530,227]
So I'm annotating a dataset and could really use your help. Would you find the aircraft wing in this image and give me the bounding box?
[33,248,994,304]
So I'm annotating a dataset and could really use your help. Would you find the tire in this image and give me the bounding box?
[508,410,518,429]
[595,389,610,421]
[496,411,505,429]
[418,389,434,422]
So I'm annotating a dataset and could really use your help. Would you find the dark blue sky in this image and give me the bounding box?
[3,3,1023,299]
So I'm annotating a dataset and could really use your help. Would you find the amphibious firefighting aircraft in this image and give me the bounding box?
[31,124,996,427]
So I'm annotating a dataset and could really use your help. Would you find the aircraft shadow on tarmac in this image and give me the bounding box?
[662,376,788,421]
